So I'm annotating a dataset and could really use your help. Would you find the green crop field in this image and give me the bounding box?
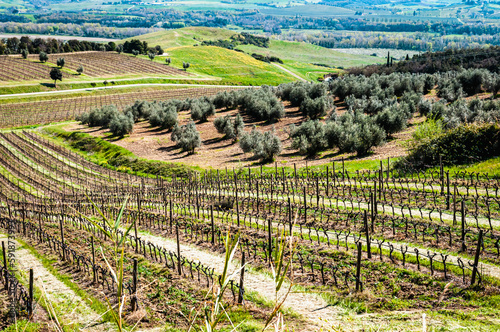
[163,46,298,85]
[237,39,385,68]
[122,27,236,49]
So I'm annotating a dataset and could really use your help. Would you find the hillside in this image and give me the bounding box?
[122,27,236,49]
[237,39,384,68]
[164,46,297,85]
[124,27,385,80]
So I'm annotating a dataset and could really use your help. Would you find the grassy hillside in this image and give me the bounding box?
[125,27,384,70]
[237,39,385,68]
[123,27,235,49]
[165,46,297,85]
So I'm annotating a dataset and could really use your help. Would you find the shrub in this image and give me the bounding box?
[397,123,500,170]
[79,104,120,128]
[39,51,48,63]
[239,126,281,162]
[76,65,84,75]
[214,113,244,141]
[21,49,28,59]
[57,57,65,68]
[374,104,409,137]
[125,100,152,122]
[417,98,433,116]
[325,111,386,156]
[149,102,178,130]
[171,121,201,154]
[109,112,134,137]
[300,96,332,119]
[290,120,327,156]
[213,91,237,110]
[239,88,284,122]
[190,98,215,122]
[289,87,308,107]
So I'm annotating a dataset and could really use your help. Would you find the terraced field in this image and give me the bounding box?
[0,86,242,128]
[28,52,191,78]
[1,129,499,331]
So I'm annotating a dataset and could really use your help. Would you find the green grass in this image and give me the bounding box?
[440,156,500,178]
[165,46,298,85]
[237,39,385,68]
[0,77,232,96]
[122,27,236,49]
[42,124,200,178]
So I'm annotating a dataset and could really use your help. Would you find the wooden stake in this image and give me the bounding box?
[211,205,215,245]
[176,222,181,275]
[131,258,138,311]
[355,242,362,292]
[91,236,96,284]
[238,252,245,304]
[461,200,466,252]
[2,241,8,290]
[364,211,371,259]
[28,268,33,319]
[59,217,65,261]
[471,229,483,285]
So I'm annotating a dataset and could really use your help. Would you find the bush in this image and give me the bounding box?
[397,123,500,170]
[300,96,332,119]
[171,121,201,154]
[214,113,244,141]
[109,112,134,137]
[290,120,327,156]
[374,104,409,136]
[239,88,284,122]
[213,91,237,110]
[289,87,308,107]
[149,102,178,130]
[325,111,386,156]
[78,104,120,128]
[239,126,281,162]
[39,51,48,63]
[190,98,215,122]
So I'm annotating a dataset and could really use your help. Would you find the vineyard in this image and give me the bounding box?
[0,129,499,330]
[0,55,68,82]
[0,86,242,128]
[0,52,190,83]
[27,52,191,78]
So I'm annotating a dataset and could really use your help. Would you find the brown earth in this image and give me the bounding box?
[64,103,424,170]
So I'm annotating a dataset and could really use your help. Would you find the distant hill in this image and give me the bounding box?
[122,27,235,50]
[123,27,384,70]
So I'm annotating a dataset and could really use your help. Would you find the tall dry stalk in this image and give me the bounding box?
[262,227,296,332]
[76,196,136,332]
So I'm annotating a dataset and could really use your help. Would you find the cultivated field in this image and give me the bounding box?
[28,52,191,78]
[65,102,415,169]
[0,55,69,82]
[0,86,242,128]
[0,130,499,331]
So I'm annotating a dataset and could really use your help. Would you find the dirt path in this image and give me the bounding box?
[272,63,307,82]
[0,233,112,331]
[135,230,338,330]
[133,228,483,331]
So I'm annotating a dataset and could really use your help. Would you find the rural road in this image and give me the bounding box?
[272,63,308,82]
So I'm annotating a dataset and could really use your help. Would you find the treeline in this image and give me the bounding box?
[121,39,164,56]
[0,22,157,39]
[0,36,116,55]
[348,46,500,76]
[303,31,500,52]
[5,8,500,38]
[201,32,269,49]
